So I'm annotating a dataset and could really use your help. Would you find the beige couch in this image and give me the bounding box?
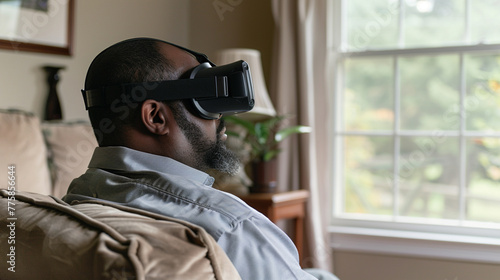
[0,109,241,279]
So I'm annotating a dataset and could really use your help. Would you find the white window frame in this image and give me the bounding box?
[329,0,500,264]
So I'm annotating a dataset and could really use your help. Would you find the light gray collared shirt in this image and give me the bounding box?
[63,146,316,280]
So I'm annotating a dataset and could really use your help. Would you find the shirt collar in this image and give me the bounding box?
[88,146,215,186]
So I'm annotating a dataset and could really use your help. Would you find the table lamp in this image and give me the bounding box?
[214,48,276,120]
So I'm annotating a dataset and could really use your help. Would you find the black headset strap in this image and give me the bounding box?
[82,39,218,110]
[82,76,229,109]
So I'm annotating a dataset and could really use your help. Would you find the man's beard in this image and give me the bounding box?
[177,116,240,175]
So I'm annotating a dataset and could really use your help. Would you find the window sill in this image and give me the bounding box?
[329,226,500,264]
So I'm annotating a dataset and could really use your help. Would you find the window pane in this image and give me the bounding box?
[404,0,466,48]
[346,0,399,50]
[400,55,460,130]
[399,136,460,219]
[338,0,500,229]
[470,0,500,44]
[466,138,500,223]
[465,54,500,131]
[344,57,394,131]
[344,136,393,215]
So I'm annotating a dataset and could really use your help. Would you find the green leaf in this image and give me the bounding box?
[263,115,286,128]
[223,115,311,162]
[263,149,281,161]
[275,125,312,142]
[224,116,256,135]
[226,131,241,138]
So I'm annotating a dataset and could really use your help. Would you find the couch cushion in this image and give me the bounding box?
[0,110,52,195]
[0,190,241,280]
[42,121,98,198]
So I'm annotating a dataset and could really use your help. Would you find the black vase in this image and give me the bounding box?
[43,66,64,120]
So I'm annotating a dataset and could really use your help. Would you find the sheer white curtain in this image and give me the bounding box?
[270,0,333,271]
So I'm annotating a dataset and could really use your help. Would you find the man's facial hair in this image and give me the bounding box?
[176,112,240,175]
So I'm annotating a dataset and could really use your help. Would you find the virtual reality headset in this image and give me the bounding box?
[81,39,255,120]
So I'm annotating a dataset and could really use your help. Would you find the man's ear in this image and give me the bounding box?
[141,100,170,135]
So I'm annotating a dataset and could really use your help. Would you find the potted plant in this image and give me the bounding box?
[224,115,311,193]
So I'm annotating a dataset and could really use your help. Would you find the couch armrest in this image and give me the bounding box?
[0,190,241,280]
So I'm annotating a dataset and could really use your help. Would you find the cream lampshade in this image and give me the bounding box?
[214,49,276,120]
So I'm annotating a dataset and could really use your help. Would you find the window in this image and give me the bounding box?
[332,0,500,249]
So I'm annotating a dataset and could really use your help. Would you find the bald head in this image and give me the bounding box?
[85,38,200,146]
[85,38,198,90]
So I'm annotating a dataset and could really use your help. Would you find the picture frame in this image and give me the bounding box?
[0,0,74,56]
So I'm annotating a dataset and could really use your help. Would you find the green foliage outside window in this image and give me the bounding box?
[341,0,500,224]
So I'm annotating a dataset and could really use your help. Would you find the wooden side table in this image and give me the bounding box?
[238,190,309,261]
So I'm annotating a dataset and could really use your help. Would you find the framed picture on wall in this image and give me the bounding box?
[0,0,74,56]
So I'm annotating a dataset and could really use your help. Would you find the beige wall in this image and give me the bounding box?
[333,251,500,280]
[189,0,274,86]
[0,0,190,121]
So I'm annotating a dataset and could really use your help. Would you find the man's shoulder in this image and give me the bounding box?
[65,167,262,239]
[146,173,260,225]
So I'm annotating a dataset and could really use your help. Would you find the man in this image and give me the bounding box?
[63,38,318,279]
